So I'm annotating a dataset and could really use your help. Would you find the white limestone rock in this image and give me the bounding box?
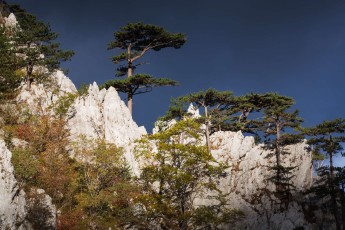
[187,103,200,118]
[0,140,57,229]
[52,70,77,94]
[25,189,56,230]
[210,131,314,229]
[68,82,147,174]
[152,119,177,134]
[16,70,77,115]
[4,13,17,27]
[0,140,27,229]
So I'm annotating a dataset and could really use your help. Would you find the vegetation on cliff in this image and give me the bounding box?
[0,1,345,229]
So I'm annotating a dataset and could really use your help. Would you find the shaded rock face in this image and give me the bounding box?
[68,82,147,174]
[0,140,26,229]
[25,189,56,230]
[0,141,57,230]
[210,131,314,229]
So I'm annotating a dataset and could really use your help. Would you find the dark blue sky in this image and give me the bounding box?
[8,0,345,132]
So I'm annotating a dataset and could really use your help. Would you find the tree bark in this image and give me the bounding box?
[127,45,133,115]
[204,106,211,152]
[26,65,33,90]
[275,122,282,192]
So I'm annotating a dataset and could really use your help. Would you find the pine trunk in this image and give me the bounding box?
[276,124,281,190]
[204,106,211,152]
[26,66,32,90]
[127,45,133,115]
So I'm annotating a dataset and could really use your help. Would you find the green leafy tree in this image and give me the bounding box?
[162,89,234,151]
[254,93,303,200]
[101,74,178,104]
[107,22,186,114]
[10,4,74,89]
[74,139,139,229]
[303,118,345,230]
[134,119,243,230]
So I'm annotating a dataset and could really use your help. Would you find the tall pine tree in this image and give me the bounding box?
[10,4,74,89]
[106,22,186,115]
[255,93,303,201]
[0,25,20,100]
[303,118,345,230]
[162,89,234,151]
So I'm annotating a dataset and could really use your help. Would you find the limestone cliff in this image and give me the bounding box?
[0,140,26,229]
[210,131,314,229]
[17,70,77,115]
[0,141,56,230]
[0,35,320,227]
[67,82,147,173]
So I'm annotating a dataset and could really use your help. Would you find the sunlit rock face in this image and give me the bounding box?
[67,82,147,174]
[4,13,17,27]
[16,69,147,173]
[16,70,77,115]
[210,131,314,229]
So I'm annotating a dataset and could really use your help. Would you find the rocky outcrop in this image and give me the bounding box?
[210,131,314,229]
[10,60,319,228]
[25,189,56,230]
[4,13,17,27]
[68,82,147,174]
[17,70,77,115]
[0,141,56,230]
[16,69,147,173]
[0,140,27,229]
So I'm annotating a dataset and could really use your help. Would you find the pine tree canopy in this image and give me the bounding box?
[108,22,186,64]
[0,26,20,99]
[101,74,178,96]
[303,118,345,158]
[106,22,185,115]
[9,4,74,88]
[163,89,234,119]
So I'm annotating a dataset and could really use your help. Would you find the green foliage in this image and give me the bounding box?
[101,73,178,96]
[134,119,243,229]
[107,22,186,114]
[10,4,74,88]
[77,83,89,96]
[162,90,266,135]
[162,89,234,151]
[303,118,345,177]
[52,93,78,118]
[0,26,21,100]
[253,93,303,198]
[108,22,186,68]
[303,119,345,229]
[11,148,39,187]
[73,139,138,229]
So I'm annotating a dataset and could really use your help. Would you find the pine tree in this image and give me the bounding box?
[223,93,265,135]
[303,118,345,230]
[107,22,186,114]
[162,89,234,151]
[0,25,20,100]
[10,4,74,89]
[255,93,303,200]
[101,74,178,105]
